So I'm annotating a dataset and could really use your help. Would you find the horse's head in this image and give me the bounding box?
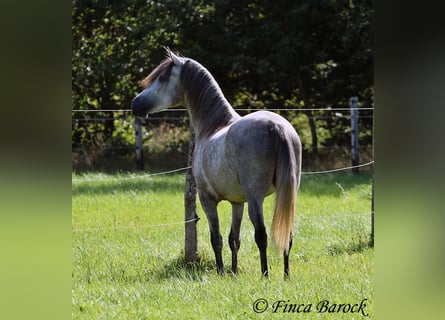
[132,48,185,118]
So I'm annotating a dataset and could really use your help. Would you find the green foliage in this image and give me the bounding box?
[72,0,374,166]
[72,171,374,318]
[144,122,190,154]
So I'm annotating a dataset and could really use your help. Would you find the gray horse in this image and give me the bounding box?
[132,48,302,277]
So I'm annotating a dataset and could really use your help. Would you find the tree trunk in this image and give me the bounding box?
[306,111,318,155]
[102,91,114,141]
[297,73,318,154]
[104,110,114,142]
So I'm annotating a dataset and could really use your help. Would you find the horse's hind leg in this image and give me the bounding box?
[247,197,269,277]
[229,202,244,274]
[199,192,224,274]
[283,231,293,278]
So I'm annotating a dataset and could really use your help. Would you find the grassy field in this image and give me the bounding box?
[72,170,374,319]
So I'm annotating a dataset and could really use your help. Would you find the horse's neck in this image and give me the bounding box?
[182,67,240,139]
[186,97,239,140]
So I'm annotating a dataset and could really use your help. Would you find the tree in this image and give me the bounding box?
[72,0,179,149]
[172,0,373,153]
[72,0,373,166]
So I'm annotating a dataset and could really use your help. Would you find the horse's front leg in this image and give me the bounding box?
[199,192,224,274]
[229,202,244,274]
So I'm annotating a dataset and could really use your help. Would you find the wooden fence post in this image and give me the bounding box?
[350,97,359,174]
[184,125,198,263]
[135,117,144,170]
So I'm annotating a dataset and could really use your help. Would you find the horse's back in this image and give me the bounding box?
[229,111,300,157]
[227,111,301,197]
[195,110,301,202]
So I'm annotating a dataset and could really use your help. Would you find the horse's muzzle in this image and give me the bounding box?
[131,95,149,118]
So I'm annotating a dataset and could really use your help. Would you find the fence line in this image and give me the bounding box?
[72,115,373,122]
[72,160,373,183]
[301,160,374,175]
[71,144,373,152]
[72,107,374,113]
[72,166,192,182]
[300,211,372,220]
[72,216,200,233]
[72,212,372,233]
[72,106,374,166]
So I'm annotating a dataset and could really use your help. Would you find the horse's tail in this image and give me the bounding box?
[271,129,300,254]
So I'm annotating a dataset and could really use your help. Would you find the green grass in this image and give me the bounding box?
[72,171,374,319]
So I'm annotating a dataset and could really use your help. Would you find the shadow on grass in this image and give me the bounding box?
[155,254,217,281]
[72,174,185,196]
[72,170,372,198]
[326,235,374,256]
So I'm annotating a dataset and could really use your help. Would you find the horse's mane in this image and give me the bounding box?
[180,59,238,138]
[139,58,173,89]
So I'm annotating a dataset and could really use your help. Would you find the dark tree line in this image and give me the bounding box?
[72,0,373,168]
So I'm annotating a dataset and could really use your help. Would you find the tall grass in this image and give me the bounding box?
[72,171,374,319]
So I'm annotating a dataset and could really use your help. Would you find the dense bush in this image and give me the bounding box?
[72,0,373,170]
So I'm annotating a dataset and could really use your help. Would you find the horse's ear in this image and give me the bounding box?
[164,46,184,66]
